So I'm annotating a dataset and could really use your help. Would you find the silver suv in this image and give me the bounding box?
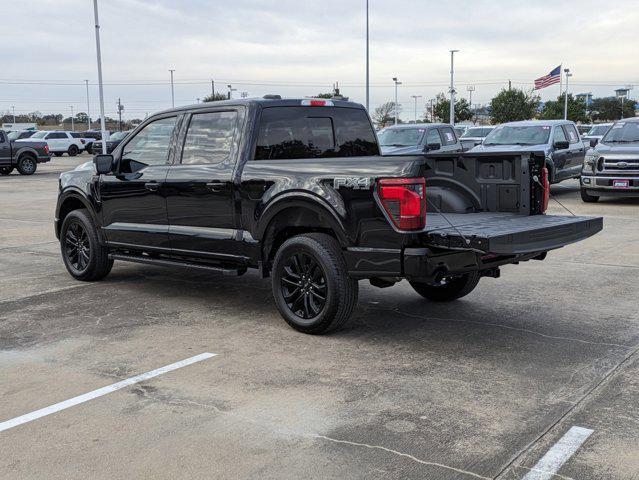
[581,117,639,202]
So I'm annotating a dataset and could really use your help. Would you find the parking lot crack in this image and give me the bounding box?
[311,434,491,479]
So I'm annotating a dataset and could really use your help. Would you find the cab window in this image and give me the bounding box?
[181,111,238,165]
[120,116,177,172]
[564,125,580,144]
[439,127,457,146]
[552,126,568,145]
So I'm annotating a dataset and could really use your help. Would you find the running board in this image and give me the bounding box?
[109,253,246,276]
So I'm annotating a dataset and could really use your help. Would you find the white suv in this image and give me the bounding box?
[27,131,85,157]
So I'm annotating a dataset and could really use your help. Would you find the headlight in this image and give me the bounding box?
[583,154,597,173]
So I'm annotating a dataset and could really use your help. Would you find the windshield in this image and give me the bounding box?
[110,131,128,141]
[483,125,550,146]
[588,125,611,136]
[377,128,425,147]
[601,122,639,144]
[461,127,493,138]
[30,131,47,139]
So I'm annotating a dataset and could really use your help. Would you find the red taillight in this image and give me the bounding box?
[301,99,334,107]
[541,167,550,213]
[44,145,49,155]
[377,178,426,231]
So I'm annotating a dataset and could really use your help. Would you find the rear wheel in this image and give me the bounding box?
[68,144,79,156]
[580,188,599,203]
[409,271,480,302]
[271,233,358,334]
[0,166,13,175]
[60,209,113,281]
[16,155,37,175]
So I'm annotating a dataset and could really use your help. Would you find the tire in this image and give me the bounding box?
[68,144,79,157]
[0,166,13,175]
[16,155,37,175]
[580,188,599,203]
[409,271,480,302]
[271,233,358,334]
[60,209,113,281]
[86,143,93,154]
[53,152,63,157]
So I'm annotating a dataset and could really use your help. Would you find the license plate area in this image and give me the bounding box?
[612,179,630,188]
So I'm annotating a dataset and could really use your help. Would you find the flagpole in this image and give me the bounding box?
[558,63,563,100]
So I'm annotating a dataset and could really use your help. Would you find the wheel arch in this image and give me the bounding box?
[56,190,103,242]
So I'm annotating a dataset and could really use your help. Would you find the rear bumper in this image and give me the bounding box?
[37,155,51,163]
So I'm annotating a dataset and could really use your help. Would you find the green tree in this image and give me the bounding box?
[539,95,589,123]
[490,88,540,124]
[432,93,472,123]
[315,92,334,99]
[203,92,228,102]
[372,101,401,127]
[590,97,637,121]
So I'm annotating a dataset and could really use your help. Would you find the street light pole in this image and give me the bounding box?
[11,106,15,123]
[211,79,215,96]
[563,68,571,120]
[169,69,175,107]
[411,95,422,123]
[365,0,369,111]
[467,85,475,123]
[84,80,91,130]
[449,49,459,126]
[392,77,401,125]
[70,106,75,131]
[92,0,108,152]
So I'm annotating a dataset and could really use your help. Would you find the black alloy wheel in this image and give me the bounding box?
[64,220,91,274]
[280,252,328,320]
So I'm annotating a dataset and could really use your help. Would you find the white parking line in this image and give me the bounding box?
[0,352,216,433]
[522,426,594,480]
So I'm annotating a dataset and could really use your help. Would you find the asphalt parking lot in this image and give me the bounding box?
[1,155,638,480]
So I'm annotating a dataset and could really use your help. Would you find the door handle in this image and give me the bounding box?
[144,181,160,191]
[205,181,225,192]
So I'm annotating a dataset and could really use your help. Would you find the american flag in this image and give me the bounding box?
[534,66,561,90]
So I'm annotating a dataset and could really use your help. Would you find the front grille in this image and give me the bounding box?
[602,157,639,174]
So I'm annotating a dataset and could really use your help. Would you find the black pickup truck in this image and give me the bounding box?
[0,130,50,175]
[55,98,602,334]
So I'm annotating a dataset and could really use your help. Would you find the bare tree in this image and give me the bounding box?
[372,102,400,128]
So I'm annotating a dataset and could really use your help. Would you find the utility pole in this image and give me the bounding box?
[211,79,215,96]
[70,106,75,131]
[93,0,108,151]
[227,84,236,100]
[563,68,571,120]
[429,98,435,122]
[365,0,370,111]
[117,98,124,131]
[84,79,91,130]
[410,95,422,123]
[11,106,15,123]
[449,49,459,126]
[169,69,175,107]
[196,98,200,104]
[508,79,512,90]
[392,77,401,125]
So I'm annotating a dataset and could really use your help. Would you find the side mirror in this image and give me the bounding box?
[94,154,114,175]
[424,143,441,152]
[589,138,598,147]
[553,140,569,150]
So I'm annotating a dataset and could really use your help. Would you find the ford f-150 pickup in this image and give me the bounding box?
[0,129,50,175]
[55,97,603,334]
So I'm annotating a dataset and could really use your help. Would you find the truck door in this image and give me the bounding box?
[563,124,585,174]
[99,115,178,250]
[551,126,570,180]
[0,131,11,166]
[165,108,242,260]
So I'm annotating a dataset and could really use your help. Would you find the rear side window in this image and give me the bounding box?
[439,127,457,145]
[254,107,378,160]
[181,111,238,165]
[70,132,82,138]
[564,125,580,144]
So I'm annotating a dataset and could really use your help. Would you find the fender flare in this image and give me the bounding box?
[13,146,39,163]
[56,189,104,242]
[255,192,349,247]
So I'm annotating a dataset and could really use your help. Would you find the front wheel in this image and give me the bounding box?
[580,188,599,203]
[409,271,480,302]
[0,166,13,175]
[271,233,358,334]
[60,209,113,281]
[16,155,37,175]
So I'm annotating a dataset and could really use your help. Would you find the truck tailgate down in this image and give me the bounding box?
[423,213,603,254]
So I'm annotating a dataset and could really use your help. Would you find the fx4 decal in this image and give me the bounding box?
[333,177,371,190]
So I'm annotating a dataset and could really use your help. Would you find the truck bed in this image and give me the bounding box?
[423,213,603,254]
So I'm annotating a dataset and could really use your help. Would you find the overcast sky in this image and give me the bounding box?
[2,0,638,121]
